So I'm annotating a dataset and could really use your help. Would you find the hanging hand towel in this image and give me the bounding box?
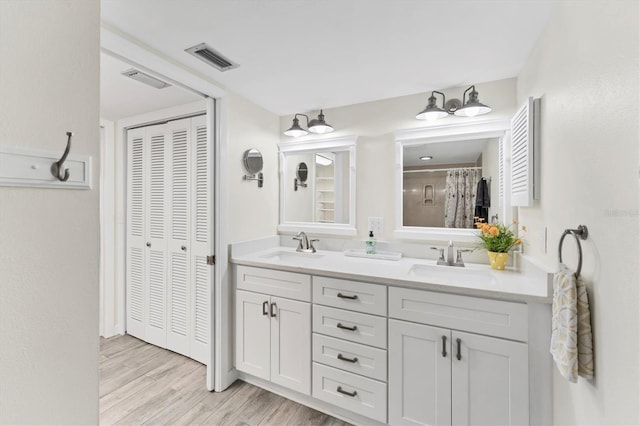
[550,263,594,382]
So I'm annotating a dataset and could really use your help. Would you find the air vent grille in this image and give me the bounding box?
[121,69,170,89]
[185,43,238,72]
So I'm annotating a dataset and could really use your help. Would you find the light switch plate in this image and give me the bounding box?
[368,217,384,235]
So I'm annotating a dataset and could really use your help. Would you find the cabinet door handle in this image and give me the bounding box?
[337,353,359,363]
[146,242,151,247]
[336,386,358,397]
[336,322,358,332]
[337,292,358,300]
[181,245,187,251]
[270,302,277,318]
[442,335,447,357]
[456,338,462,361]
[262,301,268,316]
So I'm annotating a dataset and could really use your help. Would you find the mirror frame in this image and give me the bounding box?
[242,148,264,174]
[394,118,513,242]
[278,135,357,236]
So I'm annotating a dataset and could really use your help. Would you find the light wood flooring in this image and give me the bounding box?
[100,334,350,425]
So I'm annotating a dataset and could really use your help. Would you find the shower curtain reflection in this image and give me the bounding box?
[444,168,480,228]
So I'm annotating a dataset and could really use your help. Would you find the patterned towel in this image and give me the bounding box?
[550,263,594,382]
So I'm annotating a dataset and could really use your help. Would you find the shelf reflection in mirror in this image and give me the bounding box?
[279,136,357,236]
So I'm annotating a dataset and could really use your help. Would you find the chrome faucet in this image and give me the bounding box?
[430,240,472,267]
[293,232,319,253]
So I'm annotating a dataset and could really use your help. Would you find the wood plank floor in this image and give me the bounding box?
[100,335,350,425]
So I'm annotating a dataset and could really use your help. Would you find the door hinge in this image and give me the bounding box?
[206,255,216,265]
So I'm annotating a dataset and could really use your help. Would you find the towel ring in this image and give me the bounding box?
[558,225,588,278]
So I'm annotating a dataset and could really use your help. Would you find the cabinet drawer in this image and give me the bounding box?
[313,334,387,382]
[313,276,387,316]
[235,265,311,302]
[313,363,387,423]
[389,287,528,341]
[313,305,387,349]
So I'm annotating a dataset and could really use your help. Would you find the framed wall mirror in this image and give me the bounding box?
[278,136,357,235]
[394,119,513,242]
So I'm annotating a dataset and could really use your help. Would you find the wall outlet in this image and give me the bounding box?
[368,217,384,235]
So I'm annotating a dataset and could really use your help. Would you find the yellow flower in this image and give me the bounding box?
[489,226,499,236]
[515,239,522,245]
[481,224,491,234]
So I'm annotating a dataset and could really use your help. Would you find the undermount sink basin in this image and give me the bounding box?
[259,250,324,262]
[408,263,497,287]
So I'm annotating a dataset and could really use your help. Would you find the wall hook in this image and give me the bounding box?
[51,132,73,181]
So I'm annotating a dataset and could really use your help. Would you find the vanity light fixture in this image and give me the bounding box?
[416,85,491,121]
[284,110,334,137]
[419,155,433,161]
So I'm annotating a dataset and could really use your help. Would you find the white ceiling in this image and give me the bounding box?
[100,52,202,121]
[100,0,555,116]
[403,138,490,167]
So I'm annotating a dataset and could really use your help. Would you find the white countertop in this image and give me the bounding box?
[230,245,553,304]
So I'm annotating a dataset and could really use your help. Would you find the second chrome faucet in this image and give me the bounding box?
[430,240,472,267]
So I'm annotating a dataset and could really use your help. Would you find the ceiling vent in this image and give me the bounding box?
[121,68,170,89]
[185,43,238,72]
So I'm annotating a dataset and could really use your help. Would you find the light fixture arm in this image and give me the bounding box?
[430,90,446,109]
[293,113,309,127]
[462,85,476,105]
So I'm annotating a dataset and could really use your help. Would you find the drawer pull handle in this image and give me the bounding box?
[441,335,447,357]
[336,386,358,397]
[262,301,268,316]
[337,292,358,300]
[270,302,277,318]
[337,353,359,363]
[456,338,462,361]
[336,323,358,332]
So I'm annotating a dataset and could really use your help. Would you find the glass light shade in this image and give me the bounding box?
[454,103,492,117]
[416,108,448,121]
[308,123,334,134]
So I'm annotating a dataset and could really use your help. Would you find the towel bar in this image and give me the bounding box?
[558,225,588,278]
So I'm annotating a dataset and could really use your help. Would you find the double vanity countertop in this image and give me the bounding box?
[230,245,553,304]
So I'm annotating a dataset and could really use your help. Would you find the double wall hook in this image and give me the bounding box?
[51,132,73,181]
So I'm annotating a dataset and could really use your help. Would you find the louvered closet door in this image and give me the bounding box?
[166,118,192,355]
[126,127,147,339]
[144,125,169,348]
[189,115,212,364]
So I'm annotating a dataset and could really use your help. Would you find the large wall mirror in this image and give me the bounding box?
[278,136,357,235]
[394,119,513,242]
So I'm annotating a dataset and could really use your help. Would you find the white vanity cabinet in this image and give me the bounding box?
[388,287,530,426]
[234,266,311,395]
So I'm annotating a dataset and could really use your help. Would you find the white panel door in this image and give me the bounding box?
[126,128,147,339]
[451,331,529,426]
[190,115,212,364]
[388,319,452,426]
[166,118,192,356]
[235,290,270,380]
[270,297,311,395]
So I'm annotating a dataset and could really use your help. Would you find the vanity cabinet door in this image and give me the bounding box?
[388,319,452,426]
[270,297,311,395]
[451,331,529,426]
[235,290,270,380]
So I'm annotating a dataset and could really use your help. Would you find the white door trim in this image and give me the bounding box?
[99,119,116,338]
[101,25,230,392]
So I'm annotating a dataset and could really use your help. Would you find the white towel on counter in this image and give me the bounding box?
[550,263,594,382]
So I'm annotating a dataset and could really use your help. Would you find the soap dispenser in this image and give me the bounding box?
[366,230,377,255]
